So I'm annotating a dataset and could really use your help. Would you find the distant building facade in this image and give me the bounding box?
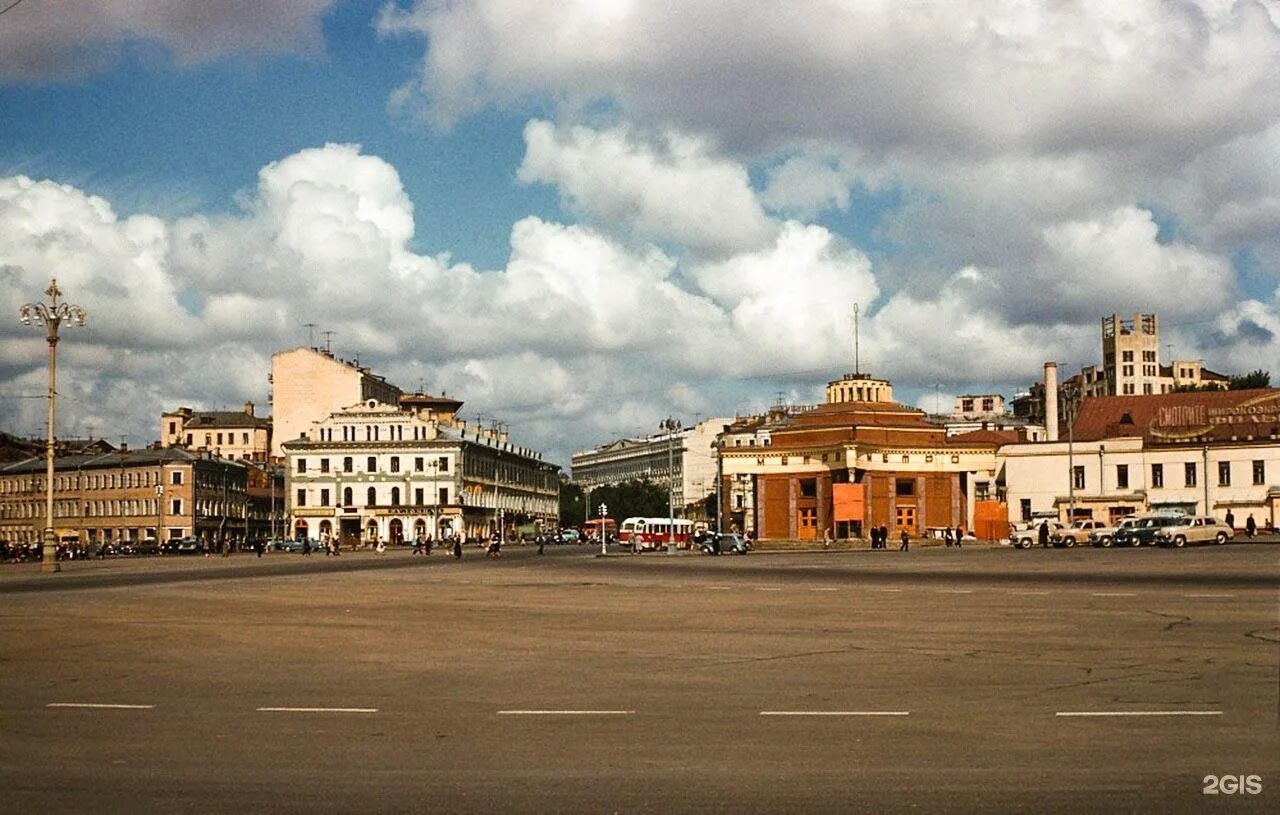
[0,447,251,548]
[282,395,559,544]
[162,403,271,462]
[570,417,733,511]
[1001,388,1280,529]
[719,373,1003,541]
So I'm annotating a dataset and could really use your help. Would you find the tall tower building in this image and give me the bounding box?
[1102,313,1162,396]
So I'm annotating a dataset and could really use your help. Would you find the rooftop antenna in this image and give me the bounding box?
[321,330,335,354]
[303,322,317,349]
[934,383,941,414]
[853,302,860,375]
[1165,343,1172,363]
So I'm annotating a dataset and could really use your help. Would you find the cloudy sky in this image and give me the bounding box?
[2,0,1278,465]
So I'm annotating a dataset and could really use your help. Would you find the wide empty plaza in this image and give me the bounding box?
[2,545,1276,813]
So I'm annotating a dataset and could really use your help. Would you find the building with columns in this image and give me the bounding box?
[281,393,559,545]
[718,372,1003,540]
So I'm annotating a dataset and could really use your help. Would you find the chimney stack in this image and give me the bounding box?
[244,401,255,417]
[1044,362,1060,442]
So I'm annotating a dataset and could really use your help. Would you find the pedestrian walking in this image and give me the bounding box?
[1245,514,1257,538]
[899,529,910,551]
[412,536,423,556]
[302,537,311,556]
[1225,509,1235,531]
[537,535,546,555]
[375,539,386,555]
[823,527,833,549]
[944,528,954,547]
[452,535,463,560]
[1038,521,1050,547]
[955,526,964,548]
[425,535,434,555]
[879,525,888,550]
[255,538,264,558]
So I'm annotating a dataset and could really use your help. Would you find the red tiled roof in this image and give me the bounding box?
[947,429,1022,446]
[1071,388,1280,444]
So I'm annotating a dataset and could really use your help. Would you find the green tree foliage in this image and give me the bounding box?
[1228,369,1271,390]
[560,479,669,525]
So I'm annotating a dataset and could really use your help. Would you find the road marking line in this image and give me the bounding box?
[810,587,839,592]
[1090,592,1137,597]
[707,586,731,591]
[936,589,974,594]
[256,707,377,713]
[759,587,782,592]
[1010,590,1051,595]
[47,703,154,710]
[760,711,910,717]
[497,710,635,716]
[875,588,903,593]
[1055,710,1222,717]
[1184,593,1235,599]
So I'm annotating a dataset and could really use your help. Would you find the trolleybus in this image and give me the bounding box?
[620,517,694,551]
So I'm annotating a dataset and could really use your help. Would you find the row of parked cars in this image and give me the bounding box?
[1010,513,1233,549]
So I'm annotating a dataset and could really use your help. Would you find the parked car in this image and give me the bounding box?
[1088,516,1142,548]
[276,538,316,553]
[1009,520,1065,549]
[1052,520,1106,547]
[698,533,750,555]
[1154,516,1233,547]
[557,529,580,544]
[167,536,203,555]
[1113,515,1184,547]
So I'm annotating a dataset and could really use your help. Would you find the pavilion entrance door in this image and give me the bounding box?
[895,505,918,534]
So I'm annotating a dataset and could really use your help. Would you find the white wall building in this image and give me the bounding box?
[282,397,559,544]
[1001,389,1280,529]
[571,417,733,511]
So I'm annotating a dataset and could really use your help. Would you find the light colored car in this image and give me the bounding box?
[1053,520,1106,547]
[1009,520,1065,549]
[1154,516,1233,547]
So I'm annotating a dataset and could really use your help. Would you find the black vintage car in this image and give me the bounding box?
[698,533,751,555]
[1113,516,1183,547]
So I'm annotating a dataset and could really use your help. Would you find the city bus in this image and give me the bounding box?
[620,517,694,551]
[581,518,617,542]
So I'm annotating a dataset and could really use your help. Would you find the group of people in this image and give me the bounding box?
[1224,510,1261,538]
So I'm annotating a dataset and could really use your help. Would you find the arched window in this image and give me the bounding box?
[391,487,401,506]
[343,487,353,506]
[367,487,377,506]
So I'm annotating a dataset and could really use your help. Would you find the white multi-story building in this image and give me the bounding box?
[1001,388,1280,529]
[571,417,733,512]
[282,395,559,545]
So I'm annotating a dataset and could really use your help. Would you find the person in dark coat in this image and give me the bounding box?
[1225,510,1235,531]
[1038,521,1050,548]
[955,526,964,548]
[879,525,888,550]
[943,528,954,547]
[1245,514,1257,538]
[899,529,910,551]
[452,535,463,559]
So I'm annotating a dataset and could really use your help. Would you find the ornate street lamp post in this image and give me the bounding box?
[660,417,682,553]
[19,278,86,574]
